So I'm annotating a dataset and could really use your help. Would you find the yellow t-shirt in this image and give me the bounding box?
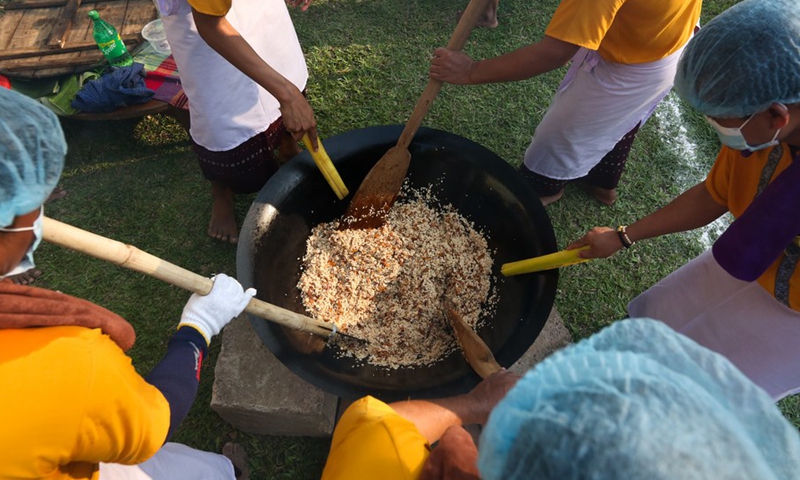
[0,326,171,480]
[321,396,430,480]
[705,144,800,311]
[545,0,701,64]
[187,0,231,17]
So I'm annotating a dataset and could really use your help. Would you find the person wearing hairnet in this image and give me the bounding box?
[0,89,254,478]
[568,0,800,401]
[430,0,702,206]
[321,319,800,480]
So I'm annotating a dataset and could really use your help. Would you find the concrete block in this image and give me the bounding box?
[211,314,338,437]
[508,307,573,375]
[212,308,571,437]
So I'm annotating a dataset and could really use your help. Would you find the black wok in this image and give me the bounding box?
[236,126,557,401]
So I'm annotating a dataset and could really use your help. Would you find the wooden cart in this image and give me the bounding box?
[0,0,159,78]
[0,0,173,119]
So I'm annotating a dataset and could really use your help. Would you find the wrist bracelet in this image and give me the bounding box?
[617,225,634,249]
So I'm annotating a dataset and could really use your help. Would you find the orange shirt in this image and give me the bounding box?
[705,144,800,311]
[187,0,231,16]
[0,326,170,480]
[546,0,701,64]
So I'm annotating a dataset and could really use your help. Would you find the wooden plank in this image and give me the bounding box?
[4,0,68,8]
[5,8,56,51]
[4,0,116,9]
[119,0,156,36]
[37,2,136,68]
[13,63,95,78]
[0,35,139,60]
[0,10,26,49]
[73,2,100,44]
[0,0,156,78]
[46,0,84,49]
[0,55,101,71]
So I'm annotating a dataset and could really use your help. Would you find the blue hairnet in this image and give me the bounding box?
[478,319,800,480]
[0,88,66,227]
[673,0,800,118]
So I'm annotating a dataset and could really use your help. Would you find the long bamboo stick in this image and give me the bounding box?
[42,217,337,339]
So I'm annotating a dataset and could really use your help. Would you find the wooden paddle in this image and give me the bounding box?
[42,217,356,342]
[445,304,501,378]
[339,0,491,230]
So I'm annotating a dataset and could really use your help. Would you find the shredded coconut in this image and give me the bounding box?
[298,189,496,368]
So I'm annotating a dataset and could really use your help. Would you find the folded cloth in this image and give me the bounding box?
[71,62,155,113]
[713,149,800,281]
[0,282,135,351]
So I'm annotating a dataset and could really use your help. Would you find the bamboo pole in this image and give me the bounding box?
[42,217,336,339]
[501,246,590,276]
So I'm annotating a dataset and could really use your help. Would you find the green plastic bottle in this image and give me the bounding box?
[88,10,133,67]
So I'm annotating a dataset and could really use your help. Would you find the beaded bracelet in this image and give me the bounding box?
[617,225,634,249]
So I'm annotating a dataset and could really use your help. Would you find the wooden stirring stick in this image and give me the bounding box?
[445,304,501,378]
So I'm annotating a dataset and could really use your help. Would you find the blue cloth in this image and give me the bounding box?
[673,0,800,118]
[0,88,65,227]
[71,63,155,113]
[478,319,800,480]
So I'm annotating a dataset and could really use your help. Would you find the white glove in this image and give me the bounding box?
[178,273,256,345]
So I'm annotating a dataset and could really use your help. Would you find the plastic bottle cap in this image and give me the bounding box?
[88,10,99,19]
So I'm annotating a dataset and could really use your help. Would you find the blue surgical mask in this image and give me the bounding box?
[0,206,43,278]
[705,113,781,152]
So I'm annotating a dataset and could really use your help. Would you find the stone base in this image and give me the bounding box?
[211,309,572,437]
[508,307,572,374]
[210,314,339,437]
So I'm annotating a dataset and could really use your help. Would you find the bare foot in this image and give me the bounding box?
[574,180,617,206]
[7,268,42,285]
[457,0,499,29]
[47,186,67,203]
[222,442,249,480]
[209,182,239,243]
[478,0,499,28]
[540,189,564,206]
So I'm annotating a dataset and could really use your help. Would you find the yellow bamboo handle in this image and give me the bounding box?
[501,246,591,276]
[42,217,335,338]
[302,134,349,200]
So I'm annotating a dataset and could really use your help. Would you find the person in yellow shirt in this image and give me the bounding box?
[567,0,800,400]
[430,0,702,206]
[0,88,254,479]
[321,370,519,480]
[321,319,800,479]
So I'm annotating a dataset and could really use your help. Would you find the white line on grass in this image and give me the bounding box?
[652,92,730,249]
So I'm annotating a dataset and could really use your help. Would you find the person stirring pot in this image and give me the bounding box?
[567,0,800,401]
[0,88,255,479]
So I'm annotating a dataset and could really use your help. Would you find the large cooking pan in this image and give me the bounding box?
[236,125,557,401]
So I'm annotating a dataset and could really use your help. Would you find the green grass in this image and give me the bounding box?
[32,0,795,477]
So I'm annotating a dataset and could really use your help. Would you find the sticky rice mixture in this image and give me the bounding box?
[298,194,496,368]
